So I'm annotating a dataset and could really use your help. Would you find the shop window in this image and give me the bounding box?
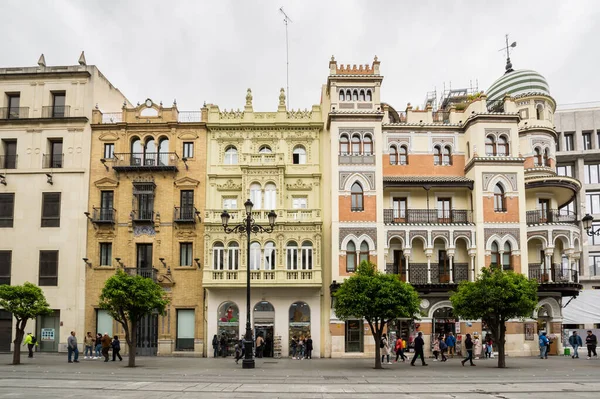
[217,302,239,357]
[289,302,311,355]
[176,309,195,351]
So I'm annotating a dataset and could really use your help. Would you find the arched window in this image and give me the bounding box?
[339,135,349,155]
[131,137,143,166]
[264,183,276,210]
[442,146,452,165]
[399,146,408,165]
[346,90,351,100]
[213,242,224,270]
[366,90,372,102]
[286,241,298,270]
[301,241,313,270]
[346,241,356,272]
[144,138,156,165]
[264,241,276,270]
[224,146,238,165]
[250,183,262,209]
[389,145,398,165]
[339,90,345,102]
[351,182,364,211]
[352,90,358,101]
[485,136,496,156]
[259,145,272,154]
[363,135,373,155]
[536,104,544,120]
[250,242,261,270]
[543,148,550,166]
[491,241,499,267]
[497,136,509,156]
[534,148,542,166]
[158,138,169,166]
[433,145,442,165]
[494,184,506,212]
[228,242,239,270]
[503,242,512,270]
[359,241,369,265]
[351,134,361,155]
[359,90,365,101]
[293,146,306,164]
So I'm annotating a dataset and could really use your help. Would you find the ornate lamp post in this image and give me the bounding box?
[221,199,277,369]
[582,214,596,236]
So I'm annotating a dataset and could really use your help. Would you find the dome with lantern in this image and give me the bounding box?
[486,57,551,101]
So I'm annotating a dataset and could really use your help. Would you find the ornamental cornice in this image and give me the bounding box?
[217,179,242,191]
[286,179,312,191]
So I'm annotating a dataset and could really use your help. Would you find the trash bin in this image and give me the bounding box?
[564,347,571,356]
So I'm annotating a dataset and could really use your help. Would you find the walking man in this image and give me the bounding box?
[23,333,37,358]
[446,332,456,358]
[539,332,549,359]
[305,335,313,359]
[410,332,428,366]
[569,331,583,359]
[461,333,475,366]
[84,332,94,359]
[255,333,264,358]
[101,332,111,362]
[586,330,597,359]
[67,331,79,363]
[111,335,123,361]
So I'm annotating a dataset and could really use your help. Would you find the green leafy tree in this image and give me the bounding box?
[450,267,538,368]
[333,261,420,369]
[99,270,169,367]
[0,283,52,365]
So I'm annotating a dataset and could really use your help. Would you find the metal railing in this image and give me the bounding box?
[486,100,505,113]
[174,206,198,222]
[101,112,123,124]
[432,111,450,123]
[132,208,154,222]
[92,207,115,223]
[384,209,472,224]
[526,209,578,225]
[42,106,71,118]
[113,152,179,169]
[385,263,468,284]
[124,267,158,282]
[528,263,578,283]
[0,155,17,169]
[42,154,63,168]
[178,111,202,123]
[0,107,29,119]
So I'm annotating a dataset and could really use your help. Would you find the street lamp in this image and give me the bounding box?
[582,214,596,236]
[221,199,277,369]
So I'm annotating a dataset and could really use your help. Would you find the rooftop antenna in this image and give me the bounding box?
[499,34,517,73]
[279,7,293,110]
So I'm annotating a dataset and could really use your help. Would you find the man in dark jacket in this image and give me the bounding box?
[586,330,597,359]
[111,335,122,361]
[305,335,313,359]
[101,333,112,362]
[410,332,428,366]
[461,333,475,366]
[569,331,583,359]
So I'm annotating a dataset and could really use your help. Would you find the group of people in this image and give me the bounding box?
[290,335,313,360]
[565,330,597,360]
[23,331,123,363]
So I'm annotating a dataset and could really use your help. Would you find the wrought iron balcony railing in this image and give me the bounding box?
[528,263,578,283]
[0,107,29,119]
[526,209,578,225]
[385,263,469,284]
[384,209,473,224]
[124,267,158,282]
[92,207,116,224]
[0,155,17,169]
[42,154,63,168]
[42,106,71,118]
[112,152,179,172]
[174,206,198,223]
[132,209,154,222]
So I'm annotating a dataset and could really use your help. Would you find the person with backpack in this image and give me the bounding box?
[394,335,407,362]
[380,333,391,364]
[23,333,37,358]
[111,335,122,361]
[438,335,448,362]
[569,331,583,359]
[84,332,94,359]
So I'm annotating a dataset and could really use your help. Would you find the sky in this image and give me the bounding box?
[2,0,599,112]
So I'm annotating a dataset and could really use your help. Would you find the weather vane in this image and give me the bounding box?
[499,34,517,73]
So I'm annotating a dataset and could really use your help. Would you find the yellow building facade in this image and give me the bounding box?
[85,101,207,356]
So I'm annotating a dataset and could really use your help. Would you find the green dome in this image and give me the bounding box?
[486,69,550,101]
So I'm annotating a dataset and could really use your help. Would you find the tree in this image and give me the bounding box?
[99,270,169,367]
[0,283,52,365]
[450,267,538,368]
[333,261,420,369]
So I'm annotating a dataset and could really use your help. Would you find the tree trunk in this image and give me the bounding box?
[497,320,506,368]
[12,319,26,365]
[128,319,137,367]
[368,320,382,369]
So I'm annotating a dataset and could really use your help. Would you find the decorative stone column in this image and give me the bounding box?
[468,249,476,281]
[447,248,455,283]
[545,248,554,283]
[404,249,411,283]
[426,249,433,283]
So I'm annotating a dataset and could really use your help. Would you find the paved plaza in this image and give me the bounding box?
[0,354,598,398]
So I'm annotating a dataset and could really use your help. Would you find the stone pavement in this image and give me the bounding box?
[0,354,599,398]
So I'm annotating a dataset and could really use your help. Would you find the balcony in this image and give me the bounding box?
[203,269,322,288]
[42,154,63,168]
[124,267,158,282]
[526,209,578,225]
[384,209,473,225]
[174,206,199,223]
[112,152,179,172]
[91,207,115,224]
[0,155,17,169]
[0,107,29,119]
[203,209,321,224]
[528,263,582,296]
[42,106,71,118]
[385,263,469,292]
[132,209,154,223]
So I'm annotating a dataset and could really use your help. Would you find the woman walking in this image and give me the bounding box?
[381,333,391,364]
[111,336,122,361]
[461,333,476,366]
[474,333,482,360]
[432,337,440,361]
[394,336,407,362]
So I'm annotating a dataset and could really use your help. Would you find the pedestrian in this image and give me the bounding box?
[394,335,407,362]
[101,332,111,362]
[265,334,273,358]
[432,337,440,361]
[485,335,493,359]
[461,333,475,366]
[410,332,428,366]
[234,339,243,364]
[380,333,391,364]
[305,335,313,359]
[255,333,264,358]
[297,336,305,360]
[23,332,37,358]
[539,332,549,359]
[111,335,122,361]
[95,333,102,359]
[438,335,448,362]
[474,333,482,360]
[84,332,94,359]
[569,331,582,359]
[445,332,456,358]
[220,334,227,357]
[67,331,79,363]
[212,334,219,358]
[290,336,298,359]
[585,330,597,359]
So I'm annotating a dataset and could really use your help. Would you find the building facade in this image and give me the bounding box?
[323,57,583,358]
[203,89,324,358]
[86,101,207,356]
[0,54,128,352]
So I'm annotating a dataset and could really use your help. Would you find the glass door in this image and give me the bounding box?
[438,250,449,283]
[538,199,550,223]
[180,190,194,219]
[100,191,114,221]
[392,197,407,222]
[136,244,153,270]
[345,319,364,352]
[437,198,451,223]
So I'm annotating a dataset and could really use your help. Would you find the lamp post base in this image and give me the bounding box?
[242,337,255,369]
[242,358,255,369]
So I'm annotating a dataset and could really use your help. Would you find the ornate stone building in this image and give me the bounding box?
[86,101,207,356]
[322,57,583,358]
[203,89,324,357]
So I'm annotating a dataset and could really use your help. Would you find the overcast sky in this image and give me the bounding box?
[2,0,599,112]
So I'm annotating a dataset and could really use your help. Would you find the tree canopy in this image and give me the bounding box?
[334,261,420,369]
[450,267,538,368]
[99,270,169,367]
